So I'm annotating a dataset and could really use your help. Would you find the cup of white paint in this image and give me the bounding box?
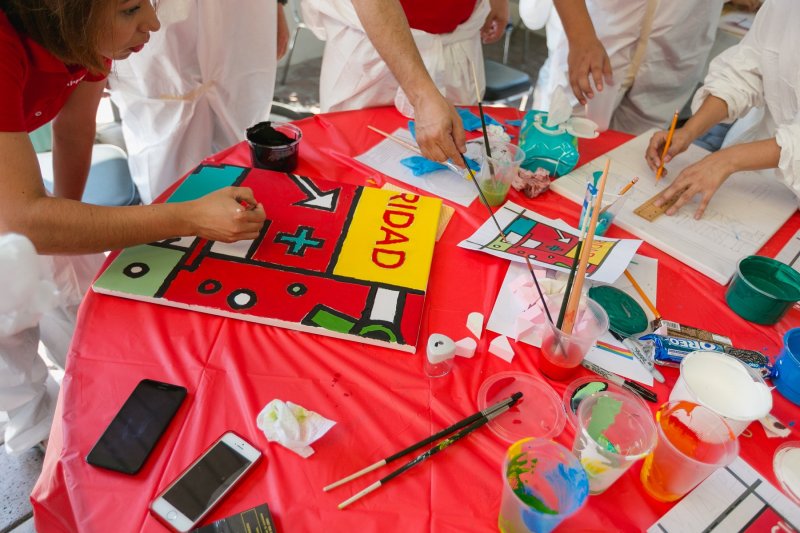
[669,350,772,436]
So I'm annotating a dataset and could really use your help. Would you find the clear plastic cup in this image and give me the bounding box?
[640,401,739,502]
[498,438,589,533]
[476,142,525,207]
[583,78,622,133]
[539,294,609,381]
[578,193,628,236]
[573,390,657,494]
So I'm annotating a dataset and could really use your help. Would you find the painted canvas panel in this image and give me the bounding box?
[458,201,641,284]
[93,164,442,352]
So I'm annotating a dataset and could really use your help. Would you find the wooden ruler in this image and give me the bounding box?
[633,188,686,222]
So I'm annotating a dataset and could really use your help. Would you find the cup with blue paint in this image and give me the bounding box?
[572,390,657,494]
[498,438,589,533]
[772,328,800,406]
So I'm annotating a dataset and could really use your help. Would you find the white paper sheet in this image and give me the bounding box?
[486,262,566,346]
[355,128,479,207]
[487,254,658,384]
[458,201,642,284]
[550,131,798,284]
[649,457,800,532]
[776,229,800,274]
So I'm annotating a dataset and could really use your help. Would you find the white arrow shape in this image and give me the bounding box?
[289,175,339,211]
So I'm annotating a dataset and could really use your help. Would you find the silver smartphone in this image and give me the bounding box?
[149,431,261,532]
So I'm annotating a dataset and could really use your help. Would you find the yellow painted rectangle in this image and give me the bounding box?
[333,188,441,291]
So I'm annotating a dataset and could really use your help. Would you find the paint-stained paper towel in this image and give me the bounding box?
[257,399,336,458]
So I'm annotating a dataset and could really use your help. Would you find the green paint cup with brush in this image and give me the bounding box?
[476,141,525,206]
[573,390,657,494]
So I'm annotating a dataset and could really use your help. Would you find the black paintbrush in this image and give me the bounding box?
[336,397,519,509]
[324,391,522,493]
[524,257,553,324]
[462,153,507,241]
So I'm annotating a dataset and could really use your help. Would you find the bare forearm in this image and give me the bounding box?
[553,0,597,43]
[718,138,781,175]
[351,0,438,106]
[51,122,94,200]
[681,95,731,141]
[9,197,193,254]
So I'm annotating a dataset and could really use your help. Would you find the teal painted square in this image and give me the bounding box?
[94,245,185,297]
[166,165,247,203]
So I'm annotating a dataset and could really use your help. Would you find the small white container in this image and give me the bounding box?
[669,350,772,435]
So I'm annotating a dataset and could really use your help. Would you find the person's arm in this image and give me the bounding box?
[350,0,466,164]
[50,79,104,201]
[552,0,612,105]
[645,95,730,172]
[651,137,780,220]
[277,3,289,60]
[0,130,266,254]
[481,0,509,44]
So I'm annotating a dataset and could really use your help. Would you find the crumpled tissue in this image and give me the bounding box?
[256,399,336,458]
[0,233,58,337]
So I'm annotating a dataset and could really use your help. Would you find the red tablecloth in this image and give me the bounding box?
[31,106,800,532]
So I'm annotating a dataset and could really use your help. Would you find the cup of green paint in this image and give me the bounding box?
[476,142,525,207]
[573,390,657,494]
[498,438,588,533]
[725,255,800,325]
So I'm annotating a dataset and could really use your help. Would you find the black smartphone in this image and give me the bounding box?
[86,379,187,474]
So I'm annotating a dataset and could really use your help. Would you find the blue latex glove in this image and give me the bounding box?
[400,156,449,176]
[456,107,502,131]
[400,156,479,176]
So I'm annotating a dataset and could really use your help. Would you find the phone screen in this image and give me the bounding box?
[86,379,187,474]
[161,441,253,521]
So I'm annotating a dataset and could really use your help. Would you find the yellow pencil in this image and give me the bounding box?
[618,176,639,196]
[623,269,661,319]
[655,111,679,183]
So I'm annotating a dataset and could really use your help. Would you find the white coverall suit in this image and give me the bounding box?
[108,0,279,204]
[300,0,490,114]
[694,0,800,199]
[521,0,726,135]
[0,235,101,455]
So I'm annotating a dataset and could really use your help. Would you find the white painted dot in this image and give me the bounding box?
[233,292,252,306]
[34,111,42,117]
[130,265,144,274]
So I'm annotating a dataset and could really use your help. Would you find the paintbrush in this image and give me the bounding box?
[462,153,507,241]
[367,124,466,177]
[561,159,611,334]
[470,61,494,161]
[524,257,553,324]
[367,125,422,155]
[324,391,522,493]
[337,396,519,509]
[556,185,594,328]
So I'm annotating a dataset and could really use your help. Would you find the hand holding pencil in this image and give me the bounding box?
[645,113,693,180]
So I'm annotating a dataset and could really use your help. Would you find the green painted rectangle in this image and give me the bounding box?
[94,245,185,297]
[166,165,247,203]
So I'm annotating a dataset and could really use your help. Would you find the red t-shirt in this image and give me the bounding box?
[0,10,107,133]
[400,0,477,34]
